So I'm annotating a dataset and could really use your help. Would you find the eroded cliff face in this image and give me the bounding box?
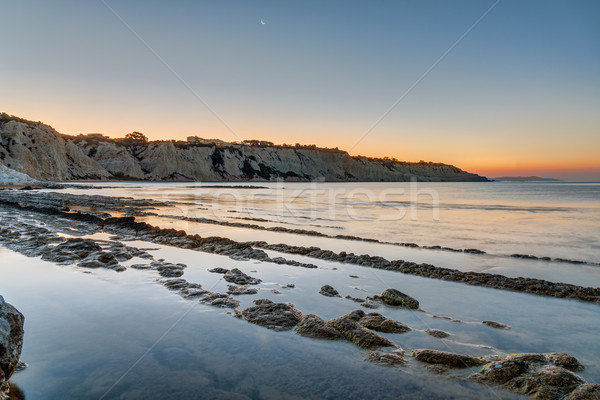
[0,118,111,181]
[0,114,488,182]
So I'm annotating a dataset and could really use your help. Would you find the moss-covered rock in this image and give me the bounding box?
[564,384,600,400]
[380,288,419,309]
[505,365,585,399]
[546,353,584,372]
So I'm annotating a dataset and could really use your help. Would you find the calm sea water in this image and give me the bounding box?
[2,181,599,399]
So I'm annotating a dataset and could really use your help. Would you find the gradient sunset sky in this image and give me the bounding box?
[2,0,599,180]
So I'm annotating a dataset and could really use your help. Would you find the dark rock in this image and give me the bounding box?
[223,268,261,285]
[0,296,25,393]
[424,329,450,338]
[179,287,208,299]
[360,313,411,333]
[253,299,273,305]
[295,314,344,340]
[380,289,419,309]
[329,315,396,349]
[463,248,486,254]
[130,263,152,269]
[366,351,406,365]
[341,310,365,321]
[506,353,548,364]
[546,353,584,371]
[481,359,530,383]
[208,298,240,308]
[208,267,229,274]
[227,285,258,295]
[319,285,341,297]
[411,349,486,368]
[482,320,511,329]
[41,238,102,264]
[565,384,600,400]
[160,279,189,290]
[242,301,302,331]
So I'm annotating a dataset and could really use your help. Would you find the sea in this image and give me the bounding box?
[1,181,599,399]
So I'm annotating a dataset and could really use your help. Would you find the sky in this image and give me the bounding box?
[1,0,599,180]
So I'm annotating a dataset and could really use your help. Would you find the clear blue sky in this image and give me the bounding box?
[1,0,599,179]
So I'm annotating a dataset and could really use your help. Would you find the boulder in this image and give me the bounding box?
[411,349,486,368]
[242,301,302,331]
[380,289,419,309]
[223,268,261,285]
[546,353,584,371]
[505,365,585,399]
[481,359,530,384]
[0,296,25,396]
[319,285,341,297]
[295,314,344,340]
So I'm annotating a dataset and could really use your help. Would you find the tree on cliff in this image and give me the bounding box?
[124,131,148,143]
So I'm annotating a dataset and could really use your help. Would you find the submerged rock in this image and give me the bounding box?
[295,314,344,340]
[328,315,396,349]
[482,320,511,330]
[359,313,411,334]
[367,351,406,365]
[424,329,450,338]
[223,268,261,285]
[0,296,25,397]
[319,285,341,297]
[411,349,486,368]
[242,301,302,331]
[380,289,419,309]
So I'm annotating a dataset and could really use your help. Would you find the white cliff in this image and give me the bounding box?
[1,113,488,182]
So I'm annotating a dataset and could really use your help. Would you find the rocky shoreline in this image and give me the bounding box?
[0,191,599,304]
[1,189,600,399]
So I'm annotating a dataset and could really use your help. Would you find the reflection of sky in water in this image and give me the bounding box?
[57,182,600,264]
[3,239,600,399]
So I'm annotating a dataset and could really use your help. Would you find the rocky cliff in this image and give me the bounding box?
[0,295,24,400]
[0,113,488,182]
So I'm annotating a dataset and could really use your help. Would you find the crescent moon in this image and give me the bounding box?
[260,20,266,25]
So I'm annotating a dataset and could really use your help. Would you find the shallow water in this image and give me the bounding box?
[2,181,600,399]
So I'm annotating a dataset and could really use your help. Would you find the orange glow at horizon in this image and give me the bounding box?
[5,107,600,181]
